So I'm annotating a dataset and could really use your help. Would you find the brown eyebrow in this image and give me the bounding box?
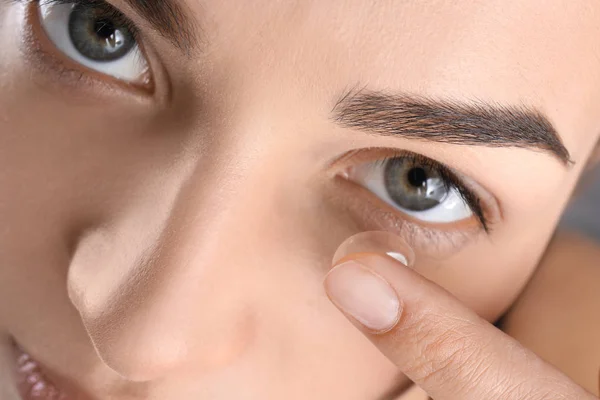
[122,0,199,53]
[332,88,572,165]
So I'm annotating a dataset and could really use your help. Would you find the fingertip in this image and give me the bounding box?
[324,259,402,334]
[326,232,416,334]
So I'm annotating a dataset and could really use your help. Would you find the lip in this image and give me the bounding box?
[11,342,71,400]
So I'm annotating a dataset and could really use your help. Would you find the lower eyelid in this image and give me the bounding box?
[330,176,484,258]
[18,2,153,98]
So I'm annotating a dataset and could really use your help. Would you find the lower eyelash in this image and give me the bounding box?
[377,209,479,256]
[15,0,152,95]
[332,177,485,258]
[17,0,88,83]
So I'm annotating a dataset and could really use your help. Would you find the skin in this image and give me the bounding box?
[502,230,600,396]
[323,231,600,400]
[0,0,599,398]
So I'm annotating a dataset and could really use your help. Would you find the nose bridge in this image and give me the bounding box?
[71,149,286,382]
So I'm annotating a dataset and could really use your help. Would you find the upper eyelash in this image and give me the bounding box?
[12,1,490,232]
[374,152,491,232]
[35,0,140,41]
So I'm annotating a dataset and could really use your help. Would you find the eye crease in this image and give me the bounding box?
[15,0,498,253]
[35,0,150,84]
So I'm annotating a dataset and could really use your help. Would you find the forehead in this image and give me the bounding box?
[190,0,600,155]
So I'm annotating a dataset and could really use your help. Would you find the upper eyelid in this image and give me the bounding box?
[38,0,140,35]
[331,149,498,230]
[331,89,572,166]
[331,177,485,257]
[95,0,199,54]
[331,146,502,220]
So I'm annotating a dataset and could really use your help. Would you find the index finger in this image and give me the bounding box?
[324,253,596,400]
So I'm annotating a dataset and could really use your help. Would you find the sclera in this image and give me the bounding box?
[332,231,416,267]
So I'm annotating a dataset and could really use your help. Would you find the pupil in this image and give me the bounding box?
[384,158,449,212]
[94,20,116,40]
[68,4,135,62]
[407,167,427,188]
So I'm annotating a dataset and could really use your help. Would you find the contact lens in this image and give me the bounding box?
[332,231,415,267]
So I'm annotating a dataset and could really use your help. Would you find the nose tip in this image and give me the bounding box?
[67,266,193,382]
[67,236,259,383]
[80,293,257,383]
[65,154,277,383]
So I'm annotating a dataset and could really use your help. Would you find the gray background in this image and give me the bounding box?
[561,169,600,240]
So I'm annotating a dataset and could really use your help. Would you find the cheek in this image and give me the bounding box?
[414,165,580,323]
[418,237,546,321]
[0,70,188,231]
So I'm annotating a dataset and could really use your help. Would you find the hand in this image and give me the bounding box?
[323,253,599,399]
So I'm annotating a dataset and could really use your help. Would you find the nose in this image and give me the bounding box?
[66,149,291,382]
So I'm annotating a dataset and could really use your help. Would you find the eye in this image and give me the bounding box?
[38,0,149,83]
[346,154,477,224]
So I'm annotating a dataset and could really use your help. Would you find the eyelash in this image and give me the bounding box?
[16,0,153,94]
[36,0,139,40]
[380,153,488,231]
[337,149,491,232]
[14,1,492,241]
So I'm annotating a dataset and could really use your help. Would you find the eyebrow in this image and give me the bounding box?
[122,0,199,53]
[332,88,572,165]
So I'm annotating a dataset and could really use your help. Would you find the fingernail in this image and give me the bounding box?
[324,261,400,333]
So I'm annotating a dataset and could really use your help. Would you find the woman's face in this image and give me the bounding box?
[1,0,599,398]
